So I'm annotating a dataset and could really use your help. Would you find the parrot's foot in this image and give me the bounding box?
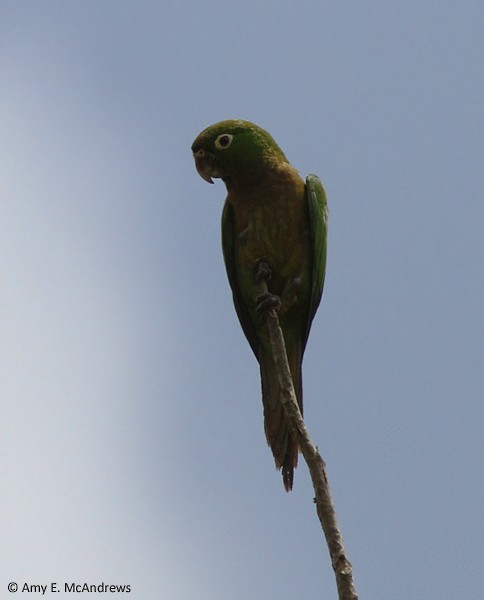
[256,292,281,318]
[279,277,301,316]
[254,258,281,318]
[254,258,272,283]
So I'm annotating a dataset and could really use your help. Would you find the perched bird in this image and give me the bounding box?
[192,119,328,490]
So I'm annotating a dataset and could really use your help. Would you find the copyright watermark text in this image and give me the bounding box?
[7,582,131,594]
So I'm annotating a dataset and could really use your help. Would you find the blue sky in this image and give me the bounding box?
[1,2,483,598]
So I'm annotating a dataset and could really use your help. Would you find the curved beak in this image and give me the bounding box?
[193,148,215,184]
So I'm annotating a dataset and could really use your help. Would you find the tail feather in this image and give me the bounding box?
[259,345,303,491]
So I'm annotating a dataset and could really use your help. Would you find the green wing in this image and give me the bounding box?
[303,174,328,350]
[221,200,260,360]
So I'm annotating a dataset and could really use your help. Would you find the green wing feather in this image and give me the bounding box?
[221,200,260,359]
[303,174,328,350]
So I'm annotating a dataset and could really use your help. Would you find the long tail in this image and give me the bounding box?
[259,344,303,491]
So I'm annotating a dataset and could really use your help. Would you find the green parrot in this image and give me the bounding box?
[192,119,328,491]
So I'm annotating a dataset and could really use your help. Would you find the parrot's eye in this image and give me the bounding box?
[214,133,234,150]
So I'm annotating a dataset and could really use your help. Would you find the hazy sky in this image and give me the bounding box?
[1,2,483,599]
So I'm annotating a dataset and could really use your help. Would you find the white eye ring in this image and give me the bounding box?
[214,133,234,150]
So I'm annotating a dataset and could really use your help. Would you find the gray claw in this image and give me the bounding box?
[256,292,281,318]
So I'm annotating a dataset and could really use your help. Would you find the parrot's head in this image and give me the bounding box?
[191,119,288,186]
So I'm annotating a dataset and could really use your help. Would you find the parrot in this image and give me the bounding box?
[191,119,328,491]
